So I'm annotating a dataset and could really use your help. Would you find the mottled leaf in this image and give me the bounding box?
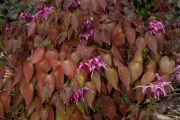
[105,67,118,90]
[84,81,96,108]
[91,71,101,93]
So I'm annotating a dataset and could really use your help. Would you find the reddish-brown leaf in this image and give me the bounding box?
[55,0,62,8]
[61,59,76,78]
[36,71,45,96]
[30,111,41,120]
[22,82,34,108]
[0,91,10,113]
[155,32,165,51]
[141,70,156,85]
[28,22,36,37]
[30,47,45,64]
[13,64,23,86]
[0,102,4,118]
[114,58,131,91]
[23,60,34,82]
[91,71,101,93]
[145,34,157,54]
[35,58,50,73]
[135,36,146,52]
[99,96,116,120]
[105,67,119,90]
[45,49,59,61]
[3,80,13,96]
[111,46,124,62]
[112,32,126,46]
[84,81,96,108]
[159,56,175,75]
[53,66,64,91]
[125,27,136,45]
[47,106,54,120]
[42,74,55,100]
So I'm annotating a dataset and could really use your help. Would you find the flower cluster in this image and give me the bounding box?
[70,87,94,103]
[80,18,95,41]
[135,73,174,100]
[147,20,165,35]
[19,5,54,22]
[78,56,107,76]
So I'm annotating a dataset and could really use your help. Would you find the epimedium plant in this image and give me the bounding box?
[0,0,179,120]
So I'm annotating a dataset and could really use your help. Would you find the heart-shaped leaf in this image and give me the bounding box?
[91,71,101,93]
[61,59,76,78]
[22,82,34,108]
[159,56,175,75]
[125,27,136,45]
[128,61,143,84]
[53,66,64,91]
[141,70,156,85]
[13,64,23,86]
[35,58,50,73]
[30,47,45,64]
[101,53,112,67]
[105,67,118,90]
[155,32,165,51]
[42,74,55,101]
[23,60,34,82]
[36,71,45,96]
[113,58,131,91]
[135,36,146,52]
[84,81,96,108]
[145,34,157,54]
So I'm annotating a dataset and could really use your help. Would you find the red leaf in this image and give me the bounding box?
[13,65,23,86]
[0,91,10,113]
[30,47,45,64]
[84,81,96,108]
[47,106,54,120]
[45,49,59,60]
[22,82,34,108]
[23,60,34,82]
[42,74,55,101]
[0,102,4,118]
[145,34,157,54]
[114,58,131,91]
[135,36,146,52]
[55,0,62,8]
[125,27,136,45]
[105,67,119,90]
[28,22,36,37]
[53,66,64,91]
[111,46,124,62]
[35,58,50,73]
[99,96,116,120]
[61,59,76,78]
[155,32,165,51]
[36,71,45,96]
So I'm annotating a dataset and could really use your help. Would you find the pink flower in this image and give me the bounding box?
[19,12,30,20]
[78,56,107,76]
[36,6,54,20]
[71,87,94,103]
[147,20,165,35]
[135,73,174,100]
[80,18,94,41]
